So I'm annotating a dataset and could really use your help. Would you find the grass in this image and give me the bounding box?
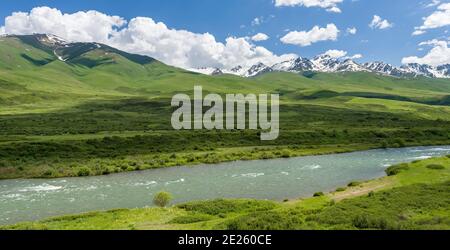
[3,156,449,230]
[1,35,450,179]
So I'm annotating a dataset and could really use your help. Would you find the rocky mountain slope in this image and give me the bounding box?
[193,54,450,79]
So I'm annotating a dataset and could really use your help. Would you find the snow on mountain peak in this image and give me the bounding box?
[37,34,69,47]
[191,55,450,79]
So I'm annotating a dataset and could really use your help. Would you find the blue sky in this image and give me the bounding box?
[0,0,449,67]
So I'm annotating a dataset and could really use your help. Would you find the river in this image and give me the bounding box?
[1,145,450,225]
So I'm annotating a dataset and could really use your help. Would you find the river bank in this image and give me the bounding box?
[3,139,450,180]
[2,155,449,230]
[1,145,449,226]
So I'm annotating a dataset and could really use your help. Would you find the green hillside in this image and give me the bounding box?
[0,34,450,179]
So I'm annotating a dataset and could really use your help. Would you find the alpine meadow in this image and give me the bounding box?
[0,0,450,234]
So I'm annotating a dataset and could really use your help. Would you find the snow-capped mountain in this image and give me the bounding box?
[36,34,69,47]
[311,54,341,72]
[189,67,224,76]
[245,63,273,77]
[272,57,315,72]
[436,65,450,78]
[192,54,450,79]
[336,59,368,72]
[363,62,408,77]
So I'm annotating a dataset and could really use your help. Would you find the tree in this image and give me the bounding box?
[153,191,173,207]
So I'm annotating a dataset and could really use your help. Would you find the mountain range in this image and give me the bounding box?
[191,54,450,79]
[3,33,449,80]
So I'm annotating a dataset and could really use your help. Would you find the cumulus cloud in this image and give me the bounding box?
[348,53,363,59]
[425,0,441,8]
[280,23,339,47]
[274,0,343,13]
[323,49,347,58]
[412,30,426,36]
[369,15,393,30]
[0,6,297,69]
[346,27,357,35]
[402,39,450,66]
[251,33,269,42]
[0,26,5,35]
[413,3,450,35]
[3,7,126,43]
[322,49,362,60]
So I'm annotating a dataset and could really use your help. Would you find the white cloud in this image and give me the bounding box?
[418,39,443,46]
[348,53,363,59]
[4,7,126,43]
[369,15,393,30]
[0,26,5,35]
[323,49,347,58]
[402,39,450,66]
[322,49,362,60]
[346,27,357,35]
[280,23,339,47]
[274,0,343,13]
[416,3,450,31]
[425,0,441,8]
[252,17,261,26]
[251,33,269,42]
[1,6,297,70]
[251,15,275,27]
[412,29,426,36]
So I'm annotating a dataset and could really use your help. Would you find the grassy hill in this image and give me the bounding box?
[0,34,450,179]
[3,156,449,230]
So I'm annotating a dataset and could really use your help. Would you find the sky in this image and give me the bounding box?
[0,0,449,69]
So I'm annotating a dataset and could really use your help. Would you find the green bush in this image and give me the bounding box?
[426,164,445,170]
[169,214,214,224]
[336,187,347,192]
[153,191,173,208]
[77,167,91,177]
[348,181,362,187]
[352,215,395,230]
[177,199,277,215]
[313,192,325,197]
[385,163,409,176]
[223,210,304,230]
[281,149,291,158]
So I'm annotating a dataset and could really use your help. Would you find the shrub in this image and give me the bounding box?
[77,167,91,177]
[385,163,409,176]
[281,149,291,158]
[42,169,54,177]
[169,214,214,224]
[101,168,111,175]
[352,215,395,230]
[426,164,445,170]
[394,139,406,148]
[153,191,173,207]
[348,181,362,187]
[224,210,303,230]
[336,187,347,192]
[313,192,325,197]
[177,199,277,215]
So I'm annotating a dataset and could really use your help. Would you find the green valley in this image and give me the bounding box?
[1,35,450,179]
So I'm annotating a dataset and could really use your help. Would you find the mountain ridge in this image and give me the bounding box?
[5,34,450,79]
[192,54,450,79]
